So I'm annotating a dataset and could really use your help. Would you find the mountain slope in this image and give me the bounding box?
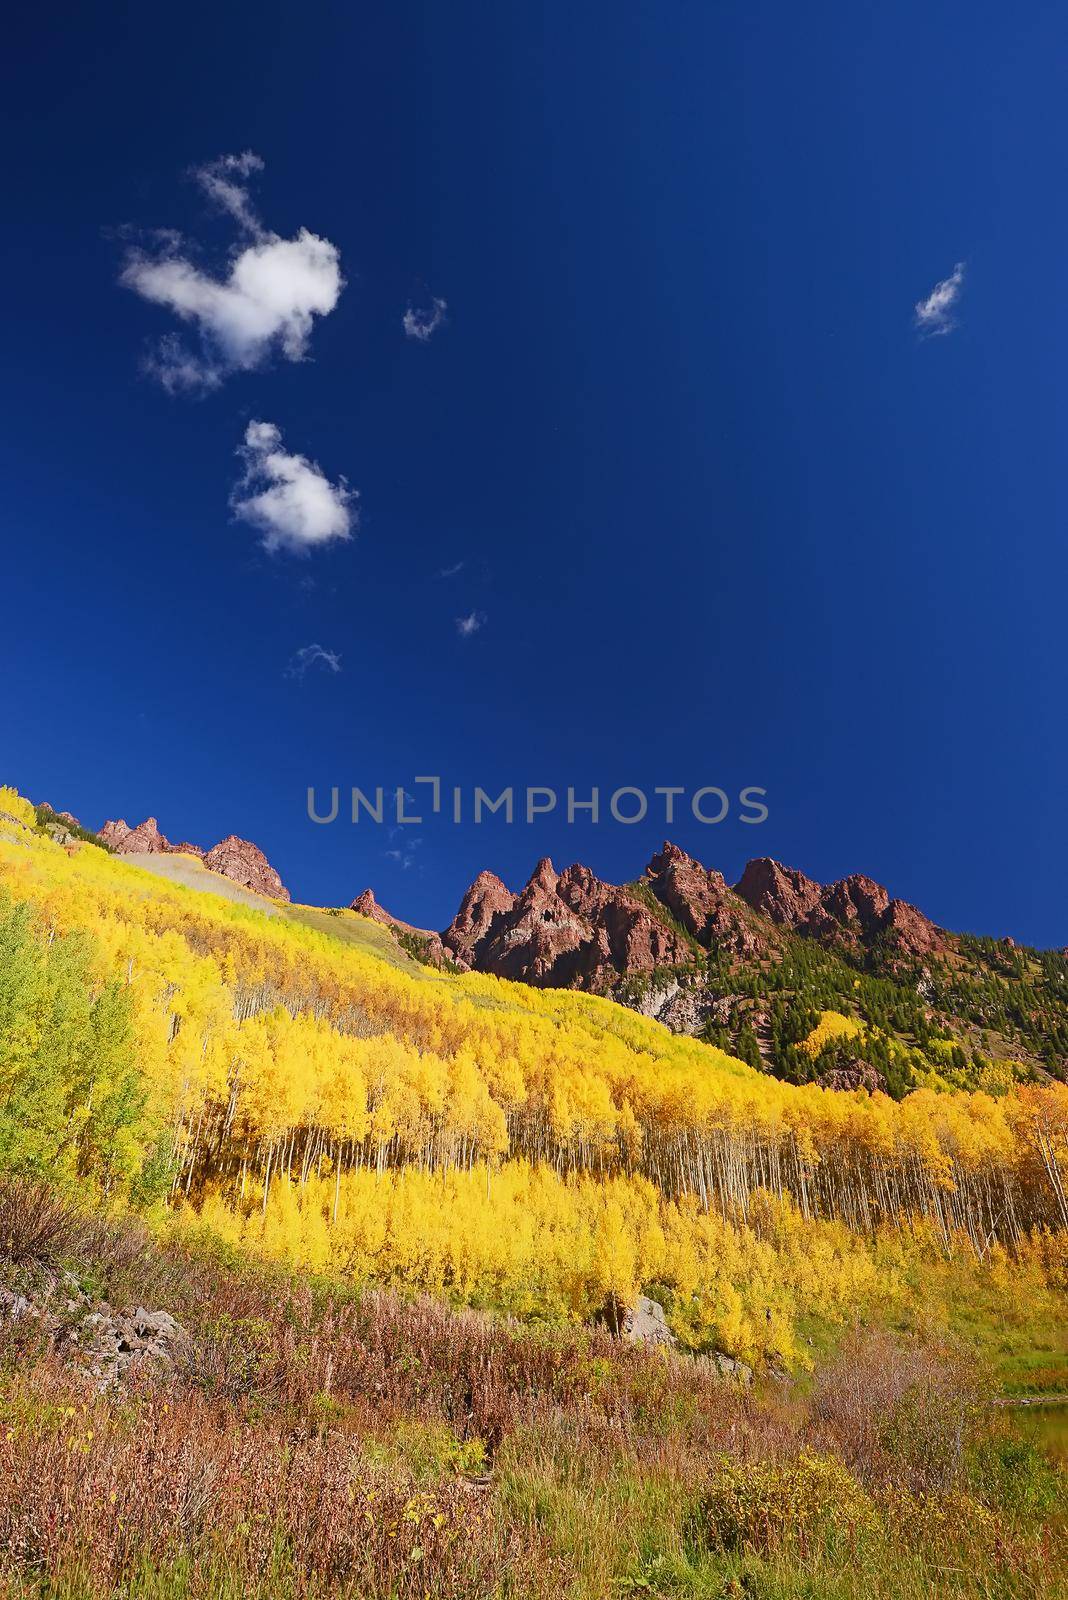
[350,840,1068,1095]
[4,780,1068,1380]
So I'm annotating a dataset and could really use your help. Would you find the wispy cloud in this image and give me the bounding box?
[121,153,343,392]
[232,421,355,555]
[403,296,448,342]
[455,610,485,638]
[192,150,265,234]
[438,560,465,579]
[287,643,342,678]
[914,262,965,337]
[385,837,422,870]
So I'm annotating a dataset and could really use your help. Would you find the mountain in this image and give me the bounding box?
[355,840,1068,1095]
[440,856,693,986]
[38,787,1068,1094]
[734,857,945,958]
[433,840,942,989]
[99,815,289,901]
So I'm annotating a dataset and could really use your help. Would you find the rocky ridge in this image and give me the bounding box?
[442,856,694,990]
[99,816,289,901]
[431,841,944,994]
[734,858,944,958]
[349,889,449,967]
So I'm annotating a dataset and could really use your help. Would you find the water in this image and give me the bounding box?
[1004,1402,1068,1463]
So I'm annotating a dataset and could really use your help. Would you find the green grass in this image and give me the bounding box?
[282,903,432,975]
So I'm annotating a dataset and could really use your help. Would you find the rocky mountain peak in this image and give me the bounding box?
[734,857,942,958]
[528,857,559,893]
[350,888,380,918]
[443,871,517,968]
[733,858,824,923]
[442,854,693,989]
[642,842,768,957]
[98,817,170,854]
[203,836,289,901]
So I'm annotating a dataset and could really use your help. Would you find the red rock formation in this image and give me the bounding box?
[734,858,944,958]
[642,842,772,958]
[99,816,288,900]
[732,858,825,928]
[203,836,290,902]
[436,844,946,997]
[463,857,595,985]
[98,817,170,854]
[442,871,518,968]
[556,862,695,977]
[442,856,693,990]
[350,888,449,967]
[881,897,944,957]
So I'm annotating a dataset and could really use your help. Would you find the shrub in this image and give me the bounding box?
[0,1177,93,1268]
[702,1450,878,1558]
[812,1328,979,1492]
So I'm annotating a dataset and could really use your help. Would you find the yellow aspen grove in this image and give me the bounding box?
[4,789,1068,1360]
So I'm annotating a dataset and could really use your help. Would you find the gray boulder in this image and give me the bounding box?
[708,1350,753,1385]
[621,1295,678,1349]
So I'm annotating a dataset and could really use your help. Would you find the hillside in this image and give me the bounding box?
[3,781,1068,1596]
[350,841,1068,1099]
[92,808,1068,1100]
[3,781,1068,1359]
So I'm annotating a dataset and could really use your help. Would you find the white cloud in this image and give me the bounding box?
[403,296,448,342]
[914,262,965,337]
[121,153,343,390]
[146,333,224,395]
[288,643,342,678]
[232,421,355,555]
[438,559,465,578]
[192,151,264,233]
[455,610,485,637]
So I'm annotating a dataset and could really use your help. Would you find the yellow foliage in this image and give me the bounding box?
[802,1010,865,1057]
[189,1166,896,1364]
[0,788,36,830]
[1,781,1068,1363]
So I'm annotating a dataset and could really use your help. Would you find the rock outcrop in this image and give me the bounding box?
[734,858,944,958]
[99,816,288,901]
[613,1293,753,1385]
[98,816,172,854]
[350,888,449,967]
[203,836,289,901]
[817,1057,888,1095]
[0,1271,190,1391]
[441,856,693,990]
[621,1295,677,1349]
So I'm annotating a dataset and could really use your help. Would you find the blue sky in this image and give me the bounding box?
[3,1,1066,945]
